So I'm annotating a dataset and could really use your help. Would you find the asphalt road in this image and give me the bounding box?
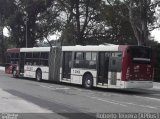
[1,70,160,119]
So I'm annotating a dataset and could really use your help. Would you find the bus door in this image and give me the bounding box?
[19,52,25,73]
[97,52,109,84]
[62,52,72,79]
[109,52,122,85]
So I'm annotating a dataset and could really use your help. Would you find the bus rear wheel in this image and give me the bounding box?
[83,74,93,89]
[36,70,42,82]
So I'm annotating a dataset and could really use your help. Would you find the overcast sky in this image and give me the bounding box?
[151,29,160,43]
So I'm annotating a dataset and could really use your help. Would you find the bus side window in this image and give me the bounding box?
[74,52,84,68]
[112,60,116,65]
[10,53,15,64]
[40,52,49,66]
[84,52,97,69]
[25,52,32,65]
[33,52,40,65]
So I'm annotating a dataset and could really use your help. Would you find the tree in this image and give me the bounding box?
[6,0,58,47]
[97,0,137,45]
[106,0,156,46]
[0,0,16,63]
[126,0,155,46]
[57,0,106,45]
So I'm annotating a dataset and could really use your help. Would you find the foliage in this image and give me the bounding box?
[5,0,60,47]
[0,0,159,47]
[0,0,16,63]
[56,0,107,45]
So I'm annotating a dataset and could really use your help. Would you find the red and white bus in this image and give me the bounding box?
[5,45,154,89]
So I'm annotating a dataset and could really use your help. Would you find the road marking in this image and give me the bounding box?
[85,95,127,107]
[85,95,158,109]
[134,95,160,102]
[118,101,158,109]
[39,84,70,90]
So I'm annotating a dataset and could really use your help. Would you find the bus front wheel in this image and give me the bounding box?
[83,74,93,89]
[36,70,42,82]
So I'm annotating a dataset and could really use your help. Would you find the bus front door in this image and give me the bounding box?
[97,52,109,84]
[62,52,72,79]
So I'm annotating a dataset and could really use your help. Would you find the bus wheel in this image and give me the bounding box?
[83,74,93,89]
[12,69,17,78]
[36,70,42,82]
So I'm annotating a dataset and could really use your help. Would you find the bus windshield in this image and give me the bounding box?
[129,46,152,63]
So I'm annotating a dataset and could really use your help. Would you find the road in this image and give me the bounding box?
[0,70,160,119]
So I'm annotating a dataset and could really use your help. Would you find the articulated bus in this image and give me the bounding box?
[5,45,154,89]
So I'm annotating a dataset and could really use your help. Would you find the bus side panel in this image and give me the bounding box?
[70,68,97,86]
[24,65,49,80]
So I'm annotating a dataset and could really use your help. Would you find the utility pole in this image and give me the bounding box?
[24,13,28,48]
[0,14,4,64]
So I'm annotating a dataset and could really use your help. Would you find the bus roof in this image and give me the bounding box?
[62,45,119,51]
[20,47,50,52]
[20,45,120,52]
[7,48,20,53]
[9,45,149,53]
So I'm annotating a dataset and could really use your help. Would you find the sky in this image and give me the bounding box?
[3,27,10,37]
[151,29,160,43]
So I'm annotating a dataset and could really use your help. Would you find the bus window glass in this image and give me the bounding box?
[15,53,19,58]
[40,52,49,66]
[86,52,91,60]
[130,47,151,64]
[33,53,40,58]
[11,53,15,59]
[84,52,97,69]
[26,53,32,58]
[25,53,32,65]
[75,52,83,60]
[9,53,19,64]
[131,47,151,59]
[41,52,49,59]
[74,52,84,68]
[32,53,40,65]
[92,52,97,61]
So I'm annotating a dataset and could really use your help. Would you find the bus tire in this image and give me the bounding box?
[83,74,93,89]
[12,68,17,78]
[36,70,42,82]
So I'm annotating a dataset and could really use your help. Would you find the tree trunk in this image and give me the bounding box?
[128,0,149,46]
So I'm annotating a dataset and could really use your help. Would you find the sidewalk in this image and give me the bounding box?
[0,67,52,113]
[0,88,52,113]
